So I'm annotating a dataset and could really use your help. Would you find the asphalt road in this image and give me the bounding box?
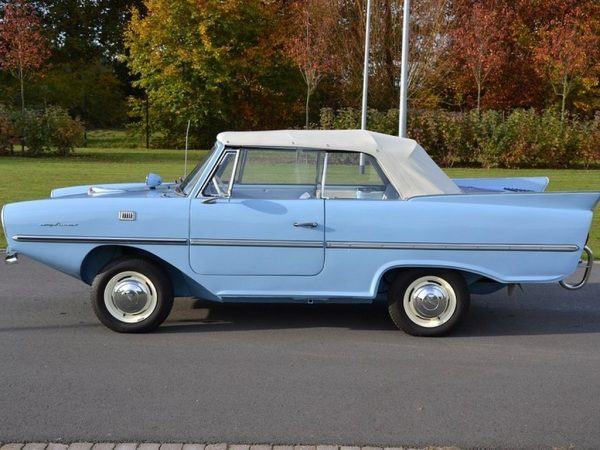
[1,256,600,448]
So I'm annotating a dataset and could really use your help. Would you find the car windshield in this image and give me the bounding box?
[178,143,220,195]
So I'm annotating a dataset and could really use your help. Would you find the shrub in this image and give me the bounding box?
[408,110,444,162]
[320,107,398,135]
[14,109,48,156]
[319,107,599,168]
[0,104,16,154]
[46,107,85,156]
[368,108,398,136]
[6,107,85,156]
[579,113,600,169]
[320,107,361,130]
[471,110,505,168]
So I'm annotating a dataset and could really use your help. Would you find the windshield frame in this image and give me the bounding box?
[178,142,221,196]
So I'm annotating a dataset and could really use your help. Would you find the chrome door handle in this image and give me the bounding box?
[293,222,318,228]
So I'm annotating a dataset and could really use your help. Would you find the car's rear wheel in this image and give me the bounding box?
[91,257,173,333]
[388,269,470,336]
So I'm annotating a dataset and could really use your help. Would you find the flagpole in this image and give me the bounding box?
[361,0,372,131]
[360,0,372,173]
[399,0,410,138]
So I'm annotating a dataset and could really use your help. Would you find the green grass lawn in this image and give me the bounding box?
[84,129,146,149]
[0,146,208,250]
[1,143,599,256]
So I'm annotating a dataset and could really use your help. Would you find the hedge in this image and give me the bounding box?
[320,107,600,169]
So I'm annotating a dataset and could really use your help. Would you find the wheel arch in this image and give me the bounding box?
[375,263,506,298]
[80,245,195,297]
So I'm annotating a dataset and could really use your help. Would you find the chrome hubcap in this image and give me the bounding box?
[412,284,449,318]
[113,280,149,313]
[104,271,157,323]
[404,276,457,328]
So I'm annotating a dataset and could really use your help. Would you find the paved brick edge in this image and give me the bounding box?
[0,443,461,450]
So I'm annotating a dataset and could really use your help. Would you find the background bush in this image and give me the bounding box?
[0,104,17,154]
[45,107,85,156]
[320,107,600,168]
[0,106,84,156]
[14,109,48,156]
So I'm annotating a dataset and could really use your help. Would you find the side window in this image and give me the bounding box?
[232,149,322,200]
[203,151,237,197]
[322,152,398,200]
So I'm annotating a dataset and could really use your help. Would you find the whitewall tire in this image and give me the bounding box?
[91,257,173,333]
[388,269,470,336]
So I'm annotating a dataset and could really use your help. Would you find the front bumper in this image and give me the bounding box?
[4,252,18,264]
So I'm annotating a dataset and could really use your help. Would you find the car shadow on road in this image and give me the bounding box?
[158,297,600,337]
[161,301,398,333]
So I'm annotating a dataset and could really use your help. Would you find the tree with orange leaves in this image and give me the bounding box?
[285,0,340,128]
[0,0,49,111]
[532,5,600,121]
[450,1,510,112]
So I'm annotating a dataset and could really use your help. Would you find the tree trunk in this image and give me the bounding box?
[81,87,87,146]
[474,61,483,116]
[305,84,311,130]
[145,94,150,149]
[560,75,568,123]
[19,63,25,153]
[19,64,25,113]
[476,80,482,114]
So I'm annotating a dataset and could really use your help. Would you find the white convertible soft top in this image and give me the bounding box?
[217,129,461,199]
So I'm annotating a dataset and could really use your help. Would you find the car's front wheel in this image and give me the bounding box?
[388,269,470,336]
[91,257,173,333]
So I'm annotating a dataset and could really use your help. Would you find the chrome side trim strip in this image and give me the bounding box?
[190,238,324,248]
[13,235,188,245]
[12,235,580,253]
[326,241,580,252]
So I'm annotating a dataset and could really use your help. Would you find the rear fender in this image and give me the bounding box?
[375,266,505,298]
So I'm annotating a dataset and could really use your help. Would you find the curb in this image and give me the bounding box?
[0,444,460,450]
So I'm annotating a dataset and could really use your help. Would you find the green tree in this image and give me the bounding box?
[39,0,144,127]
[0,0,143,127]
[38,0,145,61]
[126,0,302,146]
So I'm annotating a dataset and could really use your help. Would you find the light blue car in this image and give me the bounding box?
[2,130,598,336]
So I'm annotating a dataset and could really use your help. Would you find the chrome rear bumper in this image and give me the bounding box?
[560,245,593,290]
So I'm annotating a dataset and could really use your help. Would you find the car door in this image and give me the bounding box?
[189,147,325,276]
[323,150,400,271]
